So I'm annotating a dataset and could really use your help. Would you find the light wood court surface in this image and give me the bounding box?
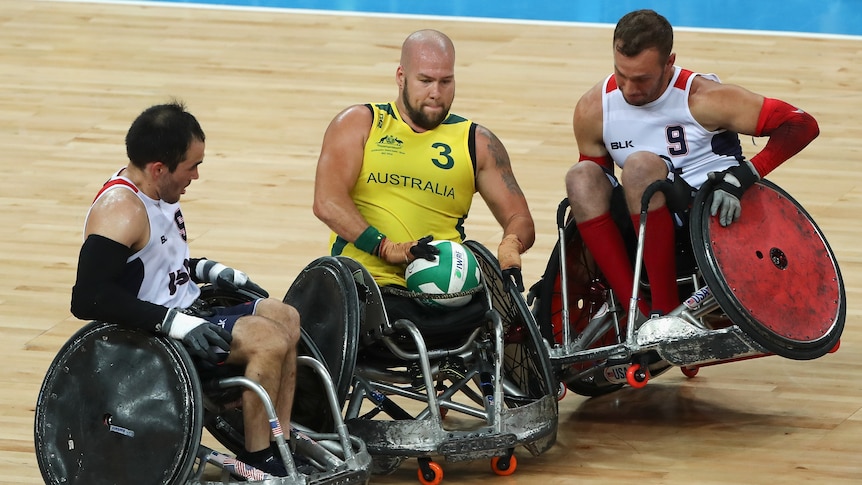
[2,1,860,483]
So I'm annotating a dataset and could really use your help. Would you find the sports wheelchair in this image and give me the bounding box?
[529,179,845,397]
[282,241,558,484]
[34,285,372,485]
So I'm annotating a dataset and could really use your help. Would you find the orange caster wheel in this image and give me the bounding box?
[491,454,517,476]
[626,363,649,388]
[556,382,567,401]
[681,366,699,378]
[417,460,443,485]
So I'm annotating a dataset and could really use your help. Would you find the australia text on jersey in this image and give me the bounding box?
[365,172,456,199]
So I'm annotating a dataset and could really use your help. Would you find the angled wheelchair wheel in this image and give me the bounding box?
[465,241,557,404]
[35,321,202,485]
[283,257,360,412]
[691,179,845,360]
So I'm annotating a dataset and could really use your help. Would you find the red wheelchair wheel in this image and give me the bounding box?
[691,179,845,360]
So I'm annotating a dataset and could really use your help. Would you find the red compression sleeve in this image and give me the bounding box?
[578,153,614,172]
[632,208,679,315]
[577,213,649,316]
[750,98,819,176]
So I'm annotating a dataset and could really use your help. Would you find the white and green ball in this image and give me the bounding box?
[405,240,481,308]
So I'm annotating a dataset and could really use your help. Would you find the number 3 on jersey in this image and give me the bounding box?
[431,142,454,169]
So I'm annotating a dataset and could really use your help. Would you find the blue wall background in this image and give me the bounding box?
[126,0,862,37]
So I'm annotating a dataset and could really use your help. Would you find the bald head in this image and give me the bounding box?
[400,29,455,72]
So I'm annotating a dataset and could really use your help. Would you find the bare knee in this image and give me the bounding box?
[620,151,670,211]
[230,312,298,367]
[255,298,300,345]
[620,151,668,188]
[565,162,612,221]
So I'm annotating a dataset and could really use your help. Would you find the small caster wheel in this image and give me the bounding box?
[417,460,443,485]
[681,366,699,378]
[626,363,649,388]
[491,454,517,476]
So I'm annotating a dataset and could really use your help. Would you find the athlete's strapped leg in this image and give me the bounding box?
[620,151,680,315]
[223,298,301,475]
[631,207,680,314]
[568,160,649,316]
[577,213,648,315]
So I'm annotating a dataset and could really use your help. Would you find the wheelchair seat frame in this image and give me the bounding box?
[283,241,558,483]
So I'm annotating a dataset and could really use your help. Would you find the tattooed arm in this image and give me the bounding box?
[474,124,535,274]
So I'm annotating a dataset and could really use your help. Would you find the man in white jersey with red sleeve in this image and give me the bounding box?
[70,101,301,477]
[565,9,819,317]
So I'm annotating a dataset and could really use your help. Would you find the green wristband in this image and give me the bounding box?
[354,226,385,255]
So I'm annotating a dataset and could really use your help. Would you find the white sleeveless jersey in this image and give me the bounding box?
[602,66,745,188]
[85,170,201,308]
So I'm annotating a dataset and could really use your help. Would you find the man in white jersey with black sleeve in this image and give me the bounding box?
[565,9,819,318]
[70,101,300,478]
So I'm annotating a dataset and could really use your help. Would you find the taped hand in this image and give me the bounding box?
[498,234,525,292]
[708,161,759,227]
[193,259,269,297]
[378,235,439,265]
[160,308,232,364]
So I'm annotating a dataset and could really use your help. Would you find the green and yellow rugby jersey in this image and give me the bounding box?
[330,102,477,287]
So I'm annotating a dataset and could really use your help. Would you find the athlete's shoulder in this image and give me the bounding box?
[327,103,375,135]
[575,80,604,119]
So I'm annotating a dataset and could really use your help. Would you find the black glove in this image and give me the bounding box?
[192,259,269,297]
[160,308,232,364]
[708,161,759,227]
[409,235,441,261]
[502,267,525,293]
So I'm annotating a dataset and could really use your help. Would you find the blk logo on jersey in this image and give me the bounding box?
[610,140,634,150]
[174,209,187,242]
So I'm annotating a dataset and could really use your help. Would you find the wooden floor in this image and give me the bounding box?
[3,1,861,483]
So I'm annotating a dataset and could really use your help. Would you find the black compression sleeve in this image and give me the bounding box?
[71,234,168,332]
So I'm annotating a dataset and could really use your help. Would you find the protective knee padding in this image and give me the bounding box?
[692,179,845,359]
[35,322,202,485]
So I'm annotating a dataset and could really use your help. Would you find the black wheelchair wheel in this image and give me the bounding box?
[691,179,845,360]
[35,322,202,485]
[465,241,558,405]
[283,257,360,410]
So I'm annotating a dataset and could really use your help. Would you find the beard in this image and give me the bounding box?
[401,86,449,131]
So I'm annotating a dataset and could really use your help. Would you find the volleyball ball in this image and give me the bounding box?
[405,240,482,309]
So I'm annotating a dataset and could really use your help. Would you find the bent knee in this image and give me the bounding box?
[256,299,300,332]
[566,162,612,204]
[620,151,668,183]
